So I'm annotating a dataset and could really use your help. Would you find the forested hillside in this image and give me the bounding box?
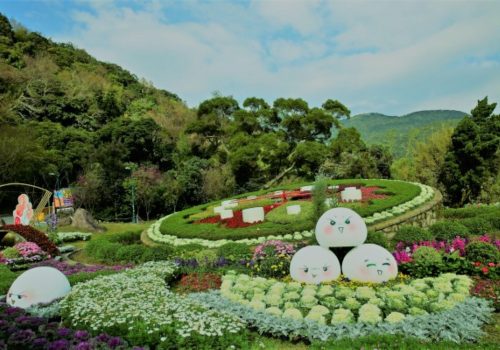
[1,12,497,220]
[340,110,467,157]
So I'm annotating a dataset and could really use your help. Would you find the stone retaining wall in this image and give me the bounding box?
[368,189,443,238]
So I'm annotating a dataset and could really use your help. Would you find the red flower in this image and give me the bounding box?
[481,267,489,274]
[473,261,482,267]
[488,262,495,267]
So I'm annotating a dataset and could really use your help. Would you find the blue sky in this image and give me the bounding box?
[1,0,499,115]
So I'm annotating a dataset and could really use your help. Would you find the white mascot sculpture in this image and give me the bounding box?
[342,244,398,283]
[290,246,341,284]
[7,267,71,309]
[315,207,367,247]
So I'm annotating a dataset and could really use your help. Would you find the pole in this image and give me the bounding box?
[131,183,136,223]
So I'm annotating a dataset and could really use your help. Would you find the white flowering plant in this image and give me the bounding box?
[218,272,472,326]
[60,261,244,347]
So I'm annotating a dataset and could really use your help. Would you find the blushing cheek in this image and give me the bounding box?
[387,265,395,274]
[323,226,333,235]
[300,270,307,278]
[358,266,369,277]
[347,224,357,233]
[323,270,333,278]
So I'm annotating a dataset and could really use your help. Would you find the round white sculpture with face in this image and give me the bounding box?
[7,267,71,309]
[315,207,367,247]
[290,246,341,284]
[342,244,398,283]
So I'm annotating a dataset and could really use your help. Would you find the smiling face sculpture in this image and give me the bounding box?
[315,207,367,248]
[7,267,71,309]
[342,244,398,283]
[290,246,341,284]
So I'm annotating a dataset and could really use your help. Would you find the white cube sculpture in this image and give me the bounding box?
[220,209,234,219]
[222,200,238,208]
[247,195,257,200]
[274,190,284,195]
[300,185,314,192]
[213,206,225,214]
[286,205,301,215]
[242,207,265,223]
[341,187,362,202]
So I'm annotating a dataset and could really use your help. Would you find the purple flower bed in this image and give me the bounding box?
[31,260,132,276]
[393,235,500,264]
[0,302,144,350]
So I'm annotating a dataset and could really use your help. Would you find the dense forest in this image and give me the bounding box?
[0,13,498,220]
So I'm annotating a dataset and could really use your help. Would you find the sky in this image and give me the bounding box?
[1,0,499,115]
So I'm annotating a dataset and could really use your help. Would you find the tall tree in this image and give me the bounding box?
[439,97,500,206]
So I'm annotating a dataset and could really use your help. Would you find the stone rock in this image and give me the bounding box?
[71,208,106,232]
[242,207,265,223]
[286,205,301,215]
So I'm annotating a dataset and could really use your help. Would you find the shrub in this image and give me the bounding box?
[2,247,20,259]
[141,245,174,262]
[394,226,433,244]
[365,231,390,249]
[311,178,328,224]
[412,246,443,265]
[3,225,59,256]
[85,239,121,263]
[107,230,142,244]
[429,221,470,241]
[460,218,494,235]
[0,265,18,294]
[216,243,252,260]
[465,241,499,264]
[115,244,147,264]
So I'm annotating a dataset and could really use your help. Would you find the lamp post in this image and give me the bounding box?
[125,166,137,223]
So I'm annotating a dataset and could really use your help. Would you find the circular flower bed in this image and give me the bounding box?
[149,179,432,247]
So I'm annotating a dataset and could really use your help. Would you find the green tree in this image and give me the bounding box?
[439,97,500,206]
[322,99,351,120]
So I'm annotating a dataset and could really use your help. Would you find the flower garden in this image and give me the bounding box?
[0,182,499,349]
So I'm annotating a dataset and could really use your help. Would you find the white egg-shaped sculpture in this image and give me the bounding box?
[290,246,341,284]
[342,244,398,283]
[315,207,367,247]
[7,267,71,309]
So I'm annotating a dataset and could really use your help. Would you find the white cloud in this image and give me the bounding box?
[51,0,500,115]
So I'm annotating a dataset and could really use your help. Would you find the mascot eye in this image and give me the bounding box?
[323,266,328,272]
[303,267,309,273]
[382,262,390,266]
[345,218,351,224]
[17,295,22,299]
[330,219,336,226]
[366,263,376,268]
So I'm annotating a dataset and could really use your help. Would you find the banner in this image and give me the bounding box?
[54,188,74,208]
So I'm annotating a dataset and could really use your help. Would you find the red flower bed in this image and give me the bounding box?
[176,273,222,293]
[359,186,387,201]
[470,276,499,310]
[3,224,59,256]
[196,203,284,228]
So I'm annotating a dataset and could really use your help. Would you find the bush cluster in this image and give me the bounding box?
[85,231,174,264]
[394,226,433,245]
[429,221,470,241]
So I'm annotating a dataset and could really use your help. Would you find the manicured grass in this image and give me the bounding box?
[159,179,421,241]
[266,200,314,224]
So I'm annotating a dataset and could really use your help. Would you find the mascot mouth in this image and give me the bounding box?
[377,270,383,275]
[338,226,344,234]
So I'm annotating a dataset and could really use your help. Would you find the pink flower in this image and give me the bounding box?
[14,242,44,258]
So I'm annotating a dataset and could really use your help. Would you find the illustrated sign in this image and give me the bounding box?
[13,194,33,225]
[54,188,74,208]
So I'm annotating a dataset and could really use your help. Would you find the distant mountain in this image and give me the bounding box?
[338,110,468,158]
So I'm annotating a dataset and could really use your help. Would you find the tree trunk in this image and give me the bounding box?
[264,162,296,189]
